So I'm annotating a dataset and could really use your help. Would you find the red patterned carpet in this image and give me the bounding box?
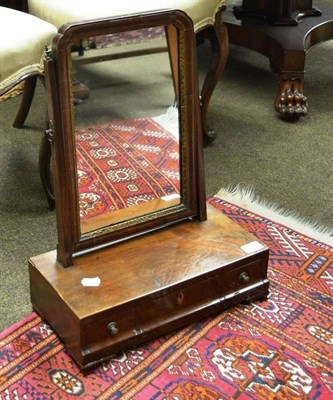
[1,196,332,399]
[76,117,180,221]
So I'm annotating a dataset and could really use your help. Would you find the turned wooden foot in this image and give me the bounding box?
[275,76,308,118]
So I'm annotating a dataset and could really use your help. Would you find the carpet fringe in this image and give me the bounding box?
[216,185,333,246]
[152,106,179,139]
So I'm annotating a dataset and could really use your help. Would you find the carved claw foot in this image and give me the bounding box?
[275,79,308,118]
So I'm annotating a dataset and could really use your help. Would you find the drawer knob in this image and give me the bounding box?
[106,322,119,336]
[239,272,250,283]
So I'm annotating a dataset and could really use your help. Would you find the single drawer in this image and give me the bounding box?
[82,258,267,353]
[213,259,266,297]
[83,275,218,349]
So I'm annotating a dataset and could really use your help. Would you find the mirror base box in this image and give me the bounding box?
[29,205,269,372]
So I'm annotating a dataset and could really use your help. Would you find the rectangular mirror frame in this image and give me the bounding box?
[44,9,207,267]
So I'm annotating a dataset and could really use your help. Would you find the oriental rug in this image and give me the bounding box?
[86,27,165,50]
[75,116,180,221]
[1,196,332,399]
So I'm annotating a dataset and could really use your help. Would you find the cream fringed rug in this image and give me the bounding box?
[216,186,333,246]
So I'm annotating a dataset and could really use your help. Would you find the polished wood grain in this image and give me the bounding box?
[29,204,269,371]
[45,10,206,267]
[30,9,269,373]
[224,2,333,118]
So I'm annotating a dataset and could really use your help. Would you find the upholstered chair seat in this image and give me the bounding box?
[0,6,57,208]
[0,6,57,103]
[28,0,226,33]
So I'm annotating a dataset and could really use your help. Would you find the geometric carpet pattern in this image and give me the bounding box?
[76,117,180,221]
[0,196,332,399]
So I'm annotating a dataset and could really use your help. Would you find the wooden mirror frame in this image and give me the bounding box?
[44,9,207,267]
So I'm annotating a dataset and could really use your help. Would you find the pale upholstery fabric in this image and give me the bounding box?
[0,7,57,93]
[28,0,227,32]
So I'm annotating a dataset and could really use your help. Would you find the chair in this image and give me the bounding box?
[0,6,57,207]
[28,0,229,143]
[0,6,57,127]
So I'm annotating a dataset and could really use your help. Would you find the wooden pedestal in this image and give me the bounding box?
[224,3,333,118]
[29,205,269,372]
[232,0,321,25]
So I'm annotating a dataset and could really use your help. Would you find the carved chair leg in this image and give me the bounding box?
[11,74,54,208]
[12,75,37,128]
[199,16,229,144]
[166,11,229,144]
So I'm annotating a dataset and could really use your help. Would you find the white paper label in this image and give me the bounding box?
[161,193,181,201]
[241,241,265,254]
[81,277,101,287]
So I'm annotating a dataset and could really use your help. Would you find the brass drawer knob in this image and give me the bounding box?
[106,322,119,336]
[239,272,250,283]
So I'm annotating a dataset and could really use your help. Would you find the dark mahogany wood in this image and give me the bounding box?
[233,0,322,25]
[224,2,333,118]
[0,72,44,130]
[12,76,37,128]
[44,10,207,267]
[30,10,269,373]
[38,122,55,210]
[29,204,269,372]
[2,0,28,12]
[196,7,229,143]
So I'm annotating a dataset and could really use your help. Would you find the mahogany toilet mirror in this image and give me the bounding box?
[29,9,270,372]
[44,10,207,267]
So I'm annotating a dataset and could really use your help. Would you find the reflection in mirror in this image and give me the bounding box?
[46,11,203,267]
[71,27,181,236]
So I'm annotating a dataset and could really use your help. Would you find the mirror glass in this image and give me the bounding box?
[47,11,203,267]
[70,27,181,237]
